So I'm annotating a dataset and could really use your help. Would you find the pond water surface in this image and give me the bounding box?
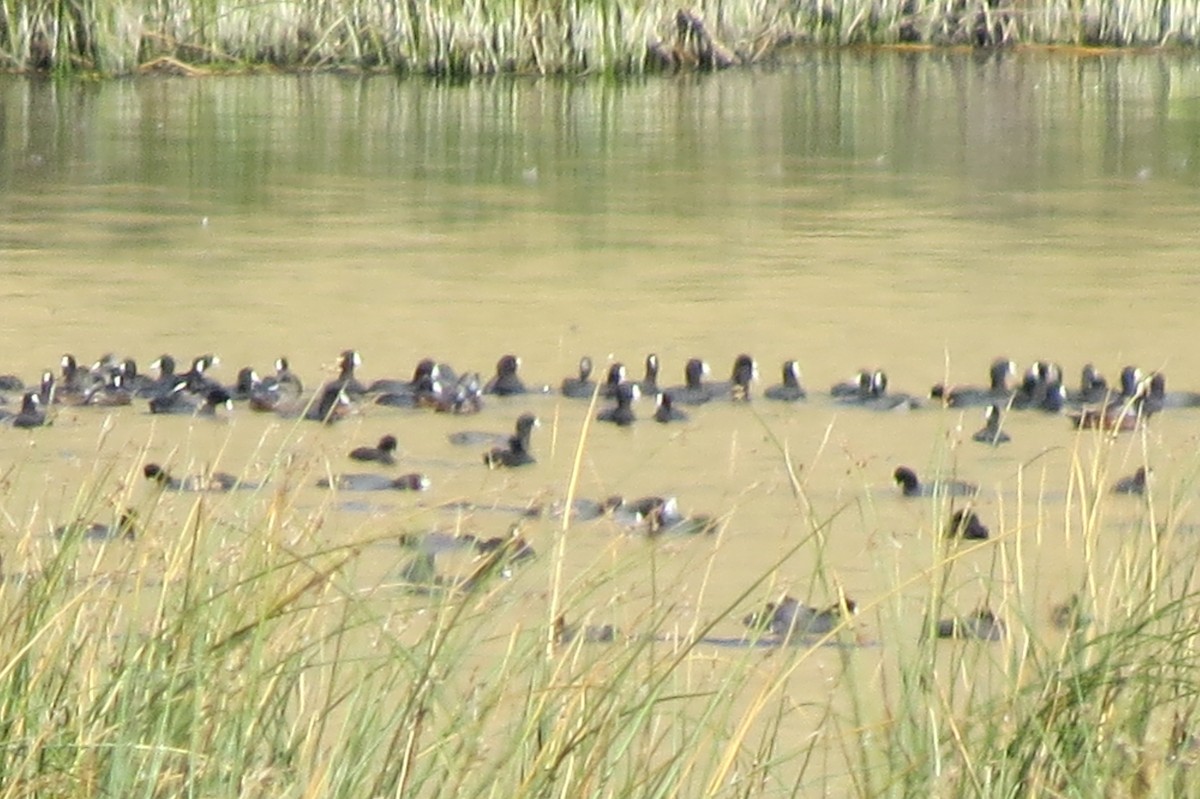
[2,49,1200,788]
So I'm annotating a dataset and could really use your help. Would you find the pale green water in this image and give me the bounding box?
[1,51,1200,790]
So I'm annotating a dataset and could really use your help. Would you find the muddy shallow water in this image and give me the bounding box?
[2,49,1200,786]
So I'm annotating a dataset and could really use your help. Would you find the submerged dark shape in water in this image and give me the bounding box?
[935,608,1006,641]
[742,595,858,640]
[317,472,429,491]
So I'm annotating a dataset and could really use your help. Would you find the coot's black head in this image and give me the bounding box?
[1148,372,1165,398]
[576,356,593,380]
[871,370,889,396]
[274,357,290,372]
[782,360,802,387]
[614,382,640,406]
[144,463,166,481]
[204,387,233,409]
[152,355,177,377]
[338,350,361,378]
[604,363,626,388]
[378,434,399,453]
[190,354,219,374]
[1119,365,1141,396]
[643,353,659,382]
[496,355,521,377]
[515,413,539,438]
[61,354,78,376]
[731,354,757,388]
[989,358,1016,390]
[20,392,40,413]
[235,367,259,394]
[684,358,709,388]
[893,466,920,494]
[1081,363,1106,392]
[412,358,439,383]
[120,358,139,379]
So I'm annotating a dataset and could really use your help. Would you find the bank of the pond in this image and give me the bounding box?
[2,0,1199,76]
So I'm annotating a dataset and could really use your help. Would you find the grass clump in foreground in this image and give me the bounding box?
[1,0,1199,77]
[2,421,1200,796]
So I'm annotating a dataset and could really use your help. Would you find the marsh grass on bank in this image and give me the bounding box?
[1,0,1199,76]
[1,415,1200,794]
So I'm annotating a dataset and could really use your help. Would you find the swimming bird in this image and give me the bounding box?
[935,608,1005,641]
[971,404,1010,445]
[764,360,807,402]
[893,466,977,498]
[1111,466,1150,495]
[946,509,989,540]
[349,435,399,465]
[483,413,539,468]
[743,595,858,639]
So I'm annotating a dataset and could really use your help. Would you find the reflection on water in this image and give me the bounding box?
[1,49,1200,784]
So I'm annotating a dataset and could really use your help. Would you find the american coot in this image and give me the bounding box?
[483,354,527,396]
[303,383,352,423]
[1112,466,1150,495]
[265,357,303,397]
[142,355,181,399]
[1144,372,1200,410]
[181,354,222,394]
[863,371,921,411]
[1011,361,1067,412]
[936,608,1005,641]
[668,358,713,405]
[143,463,247,492]
[764,360,807,402]
[711,354,756,401]
[1068,363,1109,406]
[230,367,261,400]
[334,350,368,396]
[317,473,429,491]
[597,383,639,426]
[946,509,989,540]
[149,386,233,416]
[893,466,977,498]
[371,358,444,402]
[601,363,626,399]
[85,373,133,407]
[483,413,539,468]
[743,596,858,639]
[349,435,399,465]
[653,392,688,423]
[560,356,596,399]
[971,404,1010,446]
[56,354,94,405]
[54,509,138,541]
[930,357,1016,407]
[8,392,46,428]
[554,615,618,645]
[831,369,872,400]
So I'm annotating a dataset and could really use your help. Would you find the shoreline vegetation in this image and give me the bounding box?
[3,412,1200,794]
[0,0,1198,77]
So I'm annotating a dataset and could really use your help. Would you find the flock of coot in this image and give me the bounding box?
[2,349,1165,644]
